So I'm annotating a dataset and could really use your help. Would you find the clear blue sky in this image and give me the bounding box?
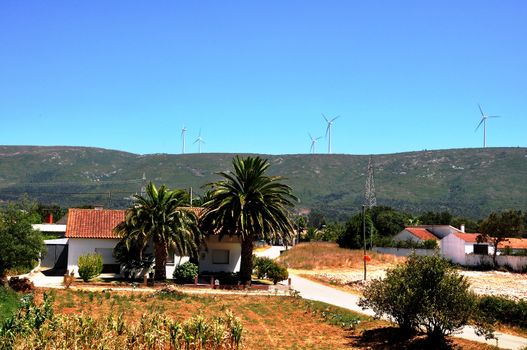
[1,1,525,155]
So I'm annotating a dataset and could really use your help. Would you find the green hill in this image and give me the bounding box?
[1,146,526,220]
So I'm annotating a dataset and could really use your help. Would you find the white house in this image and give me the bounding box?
[440,232,492,265]
[65,208,241,277]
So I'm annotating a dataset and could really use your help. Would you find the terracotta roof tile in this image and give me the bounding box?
[65,208,125,239]
[453,233,481,243]
[405,227,439,241]
[498,238,527,250]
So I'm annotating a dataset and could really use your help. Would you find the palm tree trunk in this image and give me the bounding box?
[240,235,254,286]
[154,239,167,280]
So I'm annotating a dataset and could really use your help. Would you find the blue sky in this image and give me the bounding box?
[0,1,525,155]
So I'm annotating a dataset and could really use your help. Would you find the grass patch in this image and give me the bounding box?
[277,242,404,270]
[0,286,19,323]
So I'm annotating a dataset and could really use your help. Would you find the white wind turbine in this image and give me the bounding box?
[181,126,187,154]
[194,129,205,153]
[323,114,340,154]
[475,104,500,148]
[309,133,322,154]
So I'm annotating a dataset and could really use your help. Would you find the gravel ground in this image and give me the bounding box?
[298,267,527,300]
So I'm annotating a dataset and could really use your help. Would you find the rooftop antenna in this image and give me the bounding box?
[194,129,205,153]
[475,104,500,148]
[309,133,322,154]
[323,114,340,154]
[181,126,187,154]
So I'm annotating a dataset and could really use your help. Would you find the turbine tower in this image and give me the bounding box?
[323,114,340,154]
[475,104,500,148]
[194,130,205,153]
[364,156,377,209]
[309,133,322,154]
[181,126,187,154]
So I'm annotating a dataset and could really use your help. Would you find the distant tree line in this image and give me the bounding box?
[298,206,527,250]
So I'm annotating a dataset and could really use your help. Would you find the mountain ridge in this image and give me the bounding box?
[1,145,526,220]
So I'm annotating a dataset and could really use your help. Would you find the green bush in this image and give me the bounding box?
[252,256,288,284]
[477,295,527,329]
[252,256,274,279]
[359,255,479,341]
[77,253,103,282]
[266,263,289,284]
[173,262,198,284]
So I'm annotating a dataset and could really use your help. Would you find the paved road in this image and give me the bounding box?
[285,274,527,350]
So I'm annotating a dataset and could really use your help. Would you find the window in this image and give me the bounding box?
[212,249,229,264]
[166,249,175,265]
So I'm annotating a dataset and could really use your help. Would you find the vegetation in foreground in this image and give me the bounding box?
[0,287,506,349]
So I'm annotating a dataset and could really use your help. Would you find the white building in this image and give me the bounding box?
[65,208,241,277]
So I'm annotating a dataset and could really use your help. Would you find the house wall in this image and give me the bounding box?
[67,238,121,276]
[440,234,466,264]
[393,230,423,242]
[199,235,241,273]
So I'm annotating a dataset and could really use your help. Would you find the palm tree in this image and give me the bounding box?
[114,182,201,280]
[200,156,297,286]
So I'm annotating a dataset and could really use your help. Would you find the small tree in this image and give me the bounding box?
[478,210,525,266]
[77,253,103,282]
[359,255,478,341]
[0,201,44,281]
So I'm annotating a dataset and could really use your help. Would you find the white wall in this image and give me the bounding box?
[199,235,241,273]
[67,238,121,276]
[440,234,466,264]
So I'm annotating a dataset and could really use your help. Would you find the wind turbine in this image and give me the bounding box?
[181,126,187,154]
[323,114,340,154]
[309,133,322,154]
[475,104,500,148]
[194,129,205,153]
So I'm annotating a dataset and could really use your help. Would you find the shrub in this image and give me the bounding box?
[173,262,198,284]
[253,256,274,279]
[77,253,103,282]
[477,295,527,329]
[359,254,479,341]
[252,255,288,284]
[266,263,289,284]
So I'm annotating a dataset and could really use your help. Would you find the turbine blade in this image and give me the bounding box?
[331,115,340,122]
[322,113,329,123]
[325,125,330,137]
[478,104,484,116]
[475,118,485,131]
[488,115,501,118]
[308,132,313,140]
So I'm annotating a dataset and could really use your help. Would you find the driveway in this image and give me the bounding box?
[285,274,527,350]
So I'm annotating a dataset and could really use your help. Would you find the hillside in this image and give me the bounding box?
[0,146,526,220]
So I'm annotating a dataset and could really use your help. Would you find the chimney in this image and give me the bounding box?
[47,213,53,224]
[460,224,465,233]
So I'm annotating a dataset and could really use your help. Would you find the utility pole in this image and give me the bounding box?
[362,205,367,281]
[364,156,377,249]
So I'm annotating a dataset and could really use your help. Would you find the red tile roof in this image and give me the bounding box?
[65,208,125,239]
[453,233,481,243]
[405,227,439,241]
[498,238,527,250]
